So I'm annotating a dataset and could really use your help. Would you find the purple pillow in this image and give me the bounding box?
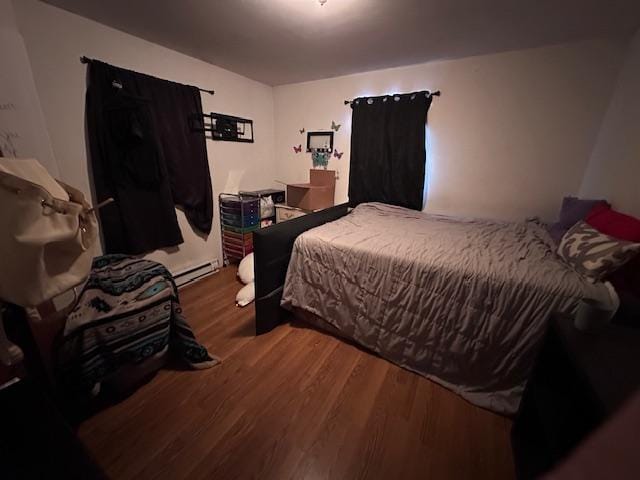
[548,196,609,244]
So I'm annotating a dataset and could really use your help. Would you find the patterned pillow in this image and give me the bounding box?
[558,221,640,280]
[548,196,609,244]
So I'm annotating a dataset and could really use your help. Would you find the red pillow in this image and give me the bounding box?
[586,204,640,243]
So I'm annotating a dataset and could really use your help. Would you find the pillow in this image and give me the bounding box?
[608,255,640,327]
[235,282,255,307]
[237,252,254,284]
[548,196,609,244]
[558,221,640,281]
[586,205,640,325]
[586,204,640,243]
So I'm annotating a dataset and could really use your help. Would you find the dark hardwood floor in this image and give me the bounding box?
[77,267,515,479]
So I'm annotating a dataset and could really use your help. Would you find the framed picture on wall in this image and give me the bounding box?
[306,131,333,153]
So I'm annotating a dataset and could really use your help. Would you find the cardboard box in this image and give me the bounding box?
[286,169,336,211]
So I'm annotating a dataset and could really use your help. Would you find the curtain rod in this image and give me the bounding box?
[79,56,215,95]
[344,90,440,106]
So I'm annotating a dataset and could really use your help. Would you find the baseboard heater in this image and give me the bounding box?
[173,260,219,289]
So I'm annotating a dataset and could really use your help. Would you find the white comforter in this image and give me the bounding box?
[282,203,610,414]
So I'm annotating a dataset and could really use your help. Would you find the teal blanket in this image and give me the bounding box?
[56,255,217,393]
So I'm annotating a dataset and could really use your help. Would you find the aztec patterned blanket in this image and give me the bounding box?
[56,255,217,393]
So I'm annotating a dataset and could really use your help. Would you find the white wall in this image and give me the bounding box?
[580,30,640,218]
[6,0,635,278]
[0,0,15,28]
[0,0,58,175]
[12,0,277,273]
[274,39,626,221]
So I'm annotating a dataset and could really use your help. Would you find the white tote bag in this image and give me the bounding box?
[0,158,98,307]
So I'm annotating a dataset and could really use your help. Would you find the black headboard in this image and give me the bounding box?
[253,203,349,335]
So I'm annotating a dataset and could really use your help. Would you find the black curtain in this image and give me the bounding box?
[86,60,212,255]
[348,91,433,211]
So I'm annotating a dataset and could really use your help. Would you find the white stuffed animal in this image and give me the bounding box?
[236,253,255,307]
[237,252,254,284]
[236,283,255,307]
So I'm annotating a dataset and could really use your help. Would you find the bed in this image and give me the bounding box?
[280,202,613,414]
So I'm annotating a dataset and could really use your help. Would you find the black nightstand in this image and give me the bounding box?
[511,313,640,479]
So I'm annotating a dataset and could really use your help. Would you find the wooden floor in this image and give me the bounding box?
[78,267,515,480]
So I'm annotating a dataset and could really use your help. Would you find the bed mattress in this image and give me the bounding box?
[281,202,610,414]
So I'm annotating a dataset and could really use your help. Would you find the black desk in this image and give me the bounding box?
[511,314,640,479]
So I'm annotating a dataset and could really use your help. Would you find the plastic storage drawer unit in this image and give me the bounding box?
[219,194,260,264]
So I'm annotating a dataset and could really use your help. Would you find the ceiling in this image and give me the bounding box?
[43,0,640,86]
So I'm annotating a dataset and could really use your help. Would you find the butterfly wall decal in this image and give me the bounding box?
[331,121,341,132]
[299,128,305,134]
[333,149,344,159]
[293,144,302,153]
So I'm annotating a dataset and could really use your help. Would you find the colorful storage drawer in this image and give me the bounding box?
[219,193,259,265]
[223,242,253,261]
[219,194,260,214]
[238,189,286,226]
[222,231,253,248]
[221,210,260,228]
[221,224,260,234]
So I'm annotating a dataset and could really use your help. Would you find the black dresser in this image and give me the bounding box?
[511,313,640,479]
